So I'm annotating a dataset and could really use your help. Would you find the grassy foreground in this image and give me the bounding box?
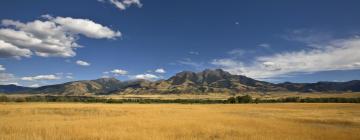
[0,103,359,140]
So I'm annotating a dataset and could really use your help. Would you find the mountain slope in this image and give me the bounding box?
[1,69,360,95]
[163,69,284,93]
[109,69,285,94]
[31,78,123,95]
[0,85,33,93]
[277,80,360,92]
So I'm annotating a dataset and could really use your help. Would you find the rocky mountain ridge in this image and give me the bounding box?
[1,69,359,95]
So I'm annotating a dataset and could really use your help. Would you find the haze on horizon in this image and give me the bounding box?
[0,0,360,87]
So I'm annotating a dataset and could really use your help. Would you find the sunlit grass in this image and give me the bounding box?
[0,103,359,140]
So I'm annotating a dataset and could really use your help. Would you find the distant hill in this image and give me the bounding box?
[30,78,123,95]
[1,69,360,95]
[0,85,33,93]
[277,80,360,92]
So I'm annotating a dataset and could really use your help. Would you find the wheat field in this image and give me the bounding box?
[0,103,359,140]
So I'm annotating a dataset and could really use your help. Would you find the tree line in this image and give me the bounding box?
[226,95,360,103]
[0,95,359,104]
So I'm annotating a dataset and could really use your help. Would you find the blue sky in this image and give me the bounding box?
[0,0,360,87]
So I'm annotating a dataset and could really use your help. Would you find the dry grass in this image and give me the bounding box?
[0,103,359,140]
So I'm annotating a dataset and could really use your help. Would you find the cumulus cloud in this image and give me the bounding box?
[212,36,360,79]
[107,0,142,10]
[0,16,120,58]
[21,74,60,81]
[0,40,32,59]
[134,73,159,80]
[76,60,91,66]
[51,17,121,39]
[110,69,128,75]
[155,68,166,74]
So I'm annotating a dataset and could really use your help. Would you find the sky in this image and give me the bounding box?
[0,0,360,87]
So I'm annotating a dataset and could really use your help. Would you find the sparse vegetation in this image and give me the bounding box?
[1,95,359,104]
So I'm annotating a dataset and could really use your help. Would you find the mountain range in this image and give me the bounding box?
[1,69,359,95]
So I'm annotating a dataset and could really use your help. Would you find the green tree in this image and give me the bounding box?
[227,97,236,104]
[236,95,253,103]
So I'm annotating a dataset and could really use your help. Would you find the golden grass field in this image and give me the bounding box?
[0,103,359,140]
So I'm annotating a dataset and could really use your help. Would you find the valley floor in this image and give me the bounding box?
[0,103,359,140]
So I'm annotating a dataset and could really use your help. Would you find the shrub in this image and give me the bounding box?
[0,95,9,102]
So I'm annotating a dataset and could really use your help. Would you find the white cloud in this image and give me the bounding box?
[123,0,142,6]
[0,72,16,85]
[353,62,360,67]
[258,43,271,48]
[262,61,275,67]
[29,84,40,88]
[65,75,74,79]
[0,65,5,71]
[21,74,60,81]
[76,60,91,66]
[109,0,126,10]
[262,61,281,71]
[51,17,121,39]
[101,75,111,78]
[108,0,142,10]
[51,72,74,79]
[0,66,69,86]
[228,49,246,56]
[211,59,245,73]
[1,20,78,57]
[0,65,19,85]
[178,58,204,69]
[155,68,166,74]
[212,36,360,79]
[0,40,32,59]
[283,29,333,48]
[0,16,120,58]
[111,69,128,75]
[134,73,159,80]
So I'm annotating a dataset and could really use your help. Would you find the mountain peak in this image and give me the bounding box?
[168,69,234,85]
[2,69,360,95]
